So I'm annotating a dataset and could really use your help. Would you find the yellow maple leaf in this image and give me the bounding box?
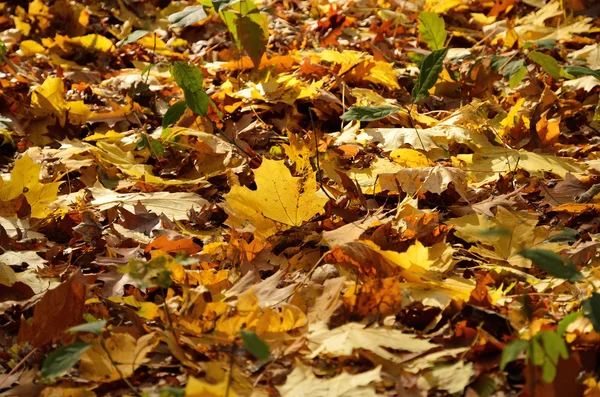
[70,34,115,52]
[390,148,433,168]
[31,77,91,126]
[185,376,238,397]
[224,159,328,239]
[215,289,306,337]
[282,131,313,173]
[79,333,156,382]
[0,154,60,218]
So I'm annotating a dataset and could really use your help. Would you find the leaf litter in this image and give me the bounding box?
[0,0,600,396]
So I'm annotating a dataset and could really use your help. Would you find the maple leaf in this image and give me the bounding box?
[79,332,157,382]
[0,153,60,219]
[447,207,566,268]
[307,323,437,361]
[277,363,382,397]
[31,77,91,126]
[224,159,328,238]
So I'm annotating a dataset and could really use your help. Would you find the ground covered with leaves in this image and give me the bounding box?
[1,0,600,395]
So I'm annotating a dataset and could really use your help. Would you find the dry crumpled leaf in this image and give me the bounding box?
[307,322,437,361]
[60,186,210,221]
[276,362,382,397]
[18,272,93,347]
[215,289,306,337]
[453,147,584,183]
[388,166,469,200]
[224,159,328,238]
[79,332,156,382]
[417,360,474,394]
[447,207,564,268]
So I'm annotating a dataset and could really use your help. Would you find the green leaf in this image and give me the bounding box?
[0,39,6,61]
[529,51,561,80]
[490,55,510,73]
[503,59,524,78]
[546,227,578,243]
[557,311,582,336]
[508,65,527,88]
[67,320,106,335]
[417,12,447,51]
[500,339,529,370]
[170,62,209,116]
[517,249,582,281]
[582,293,600,331]
[564,65,600,80]
[538,331,567,382]
[118,30,149,47]
[412,48,448,103]
[41,341,92,379]
[162,100,187,129]
[539,332,569,362]
[340,106,400,121]
[159,386,185,397]
[221,0,267,44]
[168,5,208,28]
[470,374,497,397]
[240,330,270,360]
[238,16,267,68]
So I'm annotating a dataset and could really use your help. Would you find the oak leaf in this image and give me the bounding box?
[224,159,328,239]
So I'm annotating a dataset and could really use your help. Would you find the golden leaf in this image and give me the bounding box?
[79,332,156,382]
[185,376,238,397]
[224,159,328,239]
[31,77,91,126]
[0,154,60,218]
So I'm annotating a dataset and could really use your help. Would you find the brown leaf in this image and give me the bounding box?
[18,271,95,347]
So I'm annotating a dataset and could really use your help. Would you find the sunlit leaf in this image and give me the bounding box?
[418,12,447,51]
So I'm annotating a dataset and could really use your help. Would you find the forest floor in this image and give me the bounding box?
[1,0,600,396]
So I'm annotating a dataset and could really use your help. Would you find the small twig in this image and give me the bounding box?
[225,341,236,397]
[162,287,179,345]
[0,347,38,388]
[100,340,142,397]
[308,107,334,201]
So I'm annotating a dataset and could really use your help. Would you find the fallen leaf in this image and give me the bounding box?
[225,159,328,238]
